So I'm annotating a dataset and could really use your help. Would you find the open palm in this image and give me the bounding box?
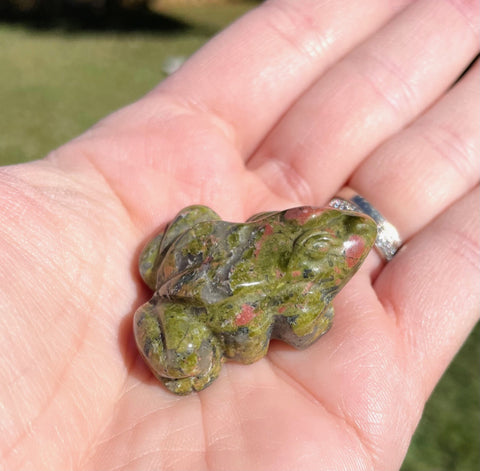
[1,1,479,470]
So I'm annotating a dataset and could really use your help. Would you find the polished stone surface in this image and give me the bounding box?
[134,205,377,394]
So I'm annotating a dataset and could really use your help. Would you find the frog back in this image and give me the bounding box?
[157,218,290,305]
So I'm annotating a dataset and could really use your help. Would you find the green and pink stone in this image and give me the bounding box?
[134,205,377,395]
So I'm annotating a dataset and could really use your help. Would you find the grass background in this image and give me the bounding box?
[1,2,478,469]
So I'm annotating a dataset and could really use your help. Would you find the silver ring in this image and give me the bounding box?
[329,190,402,261]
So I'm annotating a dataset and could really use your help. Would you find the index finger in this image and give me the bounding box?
[155,0,412,156]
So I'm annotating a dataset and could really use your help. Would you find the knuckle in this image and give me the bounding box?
[421,122,479,186]
[261,0,330,62]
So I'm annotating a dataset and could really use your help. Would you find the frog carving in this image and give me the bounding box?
[134,205,377,394]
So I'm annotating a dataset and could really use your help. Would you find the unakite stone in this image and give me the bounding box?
[134,205,377,395]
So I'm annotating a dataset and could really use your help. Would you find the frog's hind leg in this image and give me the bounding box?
[139,205,220,289]
[134,297,224,395]
[272,305,334,349]
[139,233,165,289]
[160,205,221,253]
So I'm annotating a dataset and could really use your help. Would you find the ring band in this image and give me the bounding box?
[329,190,402,261]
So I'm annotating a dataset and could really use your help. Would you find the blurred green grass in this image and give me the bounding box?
[402,323,479,471]
[0,1,256,163]
[0,3,478,470]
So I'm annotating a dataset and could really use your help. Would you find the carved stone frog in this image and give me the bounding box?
[134,205,377,394]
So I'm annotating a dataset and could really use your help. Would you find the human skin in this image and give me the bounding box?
[0,0,478,470]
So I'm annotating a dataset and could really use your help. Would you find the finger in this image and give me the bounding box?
[247,0,480,204]
[154,0,413,156]
[58,0,413,226]
[265,188,479,469]
[348,59,480,240]
[375,186,480,399]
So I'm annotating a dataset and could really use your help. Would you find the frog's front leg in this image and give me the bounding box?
[272,305,334,349]
[133,296,224,394]
[139,205,221,289]
[209,298,274,364]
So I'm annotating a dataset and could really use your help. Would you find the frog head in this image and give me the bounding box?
[282,207,377,300]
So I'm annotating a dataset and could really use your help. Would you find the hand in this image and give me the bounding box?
[1,1,478,469]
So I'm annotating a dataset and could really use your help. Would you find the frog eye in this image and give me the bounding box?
[294,230,334,259]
